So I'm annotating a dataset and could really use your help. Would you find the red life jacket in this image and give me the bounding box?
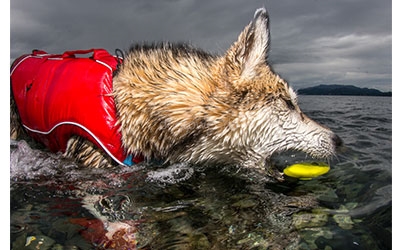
[11,49,143,166]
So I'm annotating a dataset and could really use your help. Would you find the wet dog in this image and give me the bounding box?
[11,8,341,180]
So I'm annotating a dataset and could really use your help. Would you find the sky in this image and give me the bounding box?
[10,0,392,91]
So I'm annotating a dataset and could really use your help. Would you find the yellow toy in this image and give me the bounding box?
[283,162,330,180]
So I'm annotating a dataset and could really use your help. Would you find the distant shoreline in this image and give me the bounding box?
[297,84,392,97]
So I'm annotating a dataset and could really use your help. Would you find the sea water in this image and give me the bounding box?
[10,95,392,249]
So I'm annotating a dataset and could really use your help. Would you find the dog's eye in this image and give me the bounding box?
[284,99,296,110]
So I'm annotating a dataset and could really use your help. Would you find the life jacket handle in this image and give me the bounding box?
[61,48,112,61]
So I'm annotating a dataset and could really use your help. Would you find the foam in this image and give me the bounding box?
[146,162,194,185]
[10,139,78,182]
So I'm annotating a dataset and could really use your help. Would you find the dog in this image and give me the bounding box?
[10,8,342,180]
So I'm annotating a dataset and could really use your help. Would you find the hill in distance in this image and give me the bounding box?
[297,84,392,96]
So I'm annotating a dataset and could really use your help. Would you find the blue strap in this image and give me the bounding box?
[123,154,135,166]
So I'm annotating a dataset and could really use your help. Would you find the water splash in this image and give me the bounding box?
[10,139,79,182]
[146,162,194,185]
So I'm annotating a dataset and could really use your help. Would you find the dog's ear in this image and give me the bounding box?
[223,8,271,81]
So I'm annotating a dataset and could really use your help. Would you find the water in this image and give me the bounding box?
[10,95,392,249]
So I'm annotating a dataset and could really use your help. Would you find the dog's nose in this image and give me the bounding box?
[332,134,343,148]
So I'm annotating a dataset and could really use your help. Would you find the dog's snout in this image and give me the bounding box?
[332,134,343,148]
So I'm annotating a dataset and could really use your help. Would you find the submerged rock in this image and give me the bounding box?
[292,212,329,230]
[333,214,354,230]
[12,234,56,250]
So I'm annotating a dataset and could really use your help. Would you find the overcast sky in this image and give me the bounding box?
[10,0,392,91]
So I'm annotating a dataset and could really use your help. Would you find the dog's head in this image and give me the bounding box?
[115,8,342,178]
[182,8,342,173]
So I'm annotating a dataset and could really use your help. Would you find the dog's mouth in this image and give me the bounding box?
[266,150,331,182]
[265,134,343,182]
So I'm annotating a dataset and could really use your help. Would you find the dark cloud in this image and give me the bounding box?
[10,0,391,91]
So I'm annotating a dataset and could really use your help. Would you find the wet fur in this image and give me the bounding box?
[10,8,340,175]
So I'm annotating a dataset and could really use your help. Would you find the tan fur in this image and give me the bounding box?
[65,136,117,168]
[113,43,218,160]
[10,94,23,140]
